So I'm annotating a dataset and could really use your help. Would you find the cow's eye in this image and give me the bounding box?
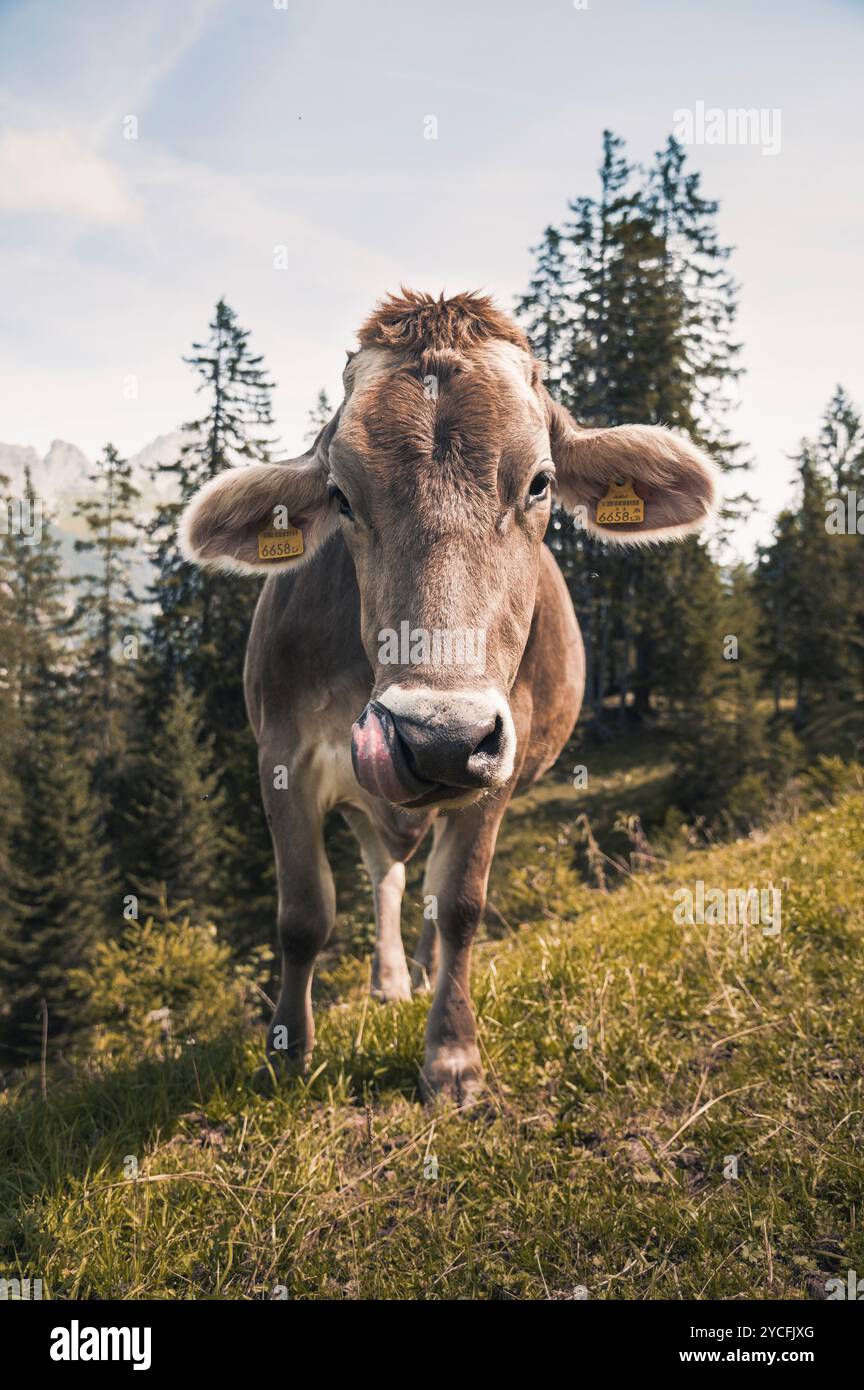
[328,485,354,520]
[527,470,553,503]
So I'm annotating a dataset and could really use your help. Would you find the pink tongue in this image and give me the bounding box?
[351,703,429,805]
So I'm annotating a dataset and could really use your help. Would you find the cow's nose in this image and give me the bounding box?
[389,707,505,789]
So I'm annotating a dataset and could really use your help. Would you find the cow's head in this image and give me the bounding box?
[181,290,719,810]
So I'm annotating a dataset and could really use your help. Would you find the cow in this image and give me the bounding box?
[180,289,718,1106]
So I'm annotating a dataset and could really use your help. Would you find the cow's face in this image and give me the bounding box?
[325,341,554,808]
[180,293,719,811]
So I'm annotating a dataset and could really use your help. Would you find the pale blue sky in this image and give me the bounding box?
[1,0,861,554]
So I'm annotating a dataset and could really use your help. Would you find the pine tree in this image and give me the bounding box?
[4,465,66,710]
[128,682,228,922]
[0,472,23,985]
[0,490,109,1062]
[813,385,863,493]
[755,423,858,730]
[517,131,750,726]
[305,388,333,444]
[514,226,572,400]
[537,132,664,719]
[816,389,864,708]
[673,565,801,830]
[562,130,663,426]
[71,443,141,769]
[140,300,278,946]
[628,137,750,716]
[147,298,276,698]
[646,135,751,504]
[1,715,109,1060]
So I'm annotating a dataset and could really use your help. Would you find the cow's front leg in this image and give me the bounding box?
[265,800,335,1071]
[419,795,509,1107]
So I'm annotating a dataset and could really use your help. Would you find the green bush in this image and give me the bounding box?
[72,892,271,1065]
[802,753,864,802]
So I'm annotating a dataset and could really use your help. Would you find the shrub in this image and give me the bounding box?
[72,891,271,1065]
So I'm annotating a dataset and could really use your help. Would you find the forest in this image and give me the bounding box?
[0,130,861,1076]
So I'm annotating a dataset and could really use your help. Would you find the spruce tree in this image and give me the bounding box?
[755,425,858,729]
[128,682,228,923]
[305,388,333,444]
[518,130,750,726]
[514,225,572,400]
[71,443,141,769]
[646,135,751,505]
[147,298,276,699]
[5,465,66,709]
[0,489,109,1062]
[673,565,800,829]
[1,715,108,1059]
[142,300,277,946]
[0,471,23,994]
[812,385,862,493]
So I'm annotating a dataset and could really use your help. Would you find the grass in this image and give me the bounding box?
[0,753,862,1300]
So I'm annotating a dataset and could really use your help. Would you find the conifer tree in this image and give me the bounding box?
[0,471,23,983]
[812,385,863,493]
[517,131,749,725]
[128,682,227,923]
[71,443,141,768]
[4,465,66,709]
[815,388,864,705]
[0,489,109,1062]
[147,298,276,701]
[1,714,108,1059]
[514,225,572,399]
[673,565,800,829]
[141,302,278,946]
[305,388,333,444]
[645,135,750,503]
[755,422,858,728]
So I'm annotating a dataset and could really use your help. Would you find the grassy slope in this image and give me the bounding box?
[1,780,862,1300]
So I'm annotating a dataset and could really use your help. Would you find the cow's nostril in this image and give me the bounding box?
[472,714,503,762]
[382,700,510,790]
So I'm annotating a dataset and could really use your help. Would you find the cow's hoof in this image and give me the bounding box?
[251,1050,309,1094]
[419,1046,485,1110]
[371,974,413,1004]
[409,961,432,993]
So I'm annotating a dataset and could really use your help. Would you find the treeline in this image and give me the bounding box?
[0,132,861,1068]
[0,301,299,1065]
[517,131,864,817]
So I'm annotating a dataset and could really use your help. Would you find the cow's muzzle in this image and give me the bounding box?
[350,689,515,808]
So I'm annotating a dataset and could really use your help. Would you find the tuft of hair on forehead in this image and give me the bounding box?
[357,288,530,356]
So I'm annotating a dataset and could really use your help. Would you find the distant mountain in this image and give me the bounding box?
[0,432,196,582]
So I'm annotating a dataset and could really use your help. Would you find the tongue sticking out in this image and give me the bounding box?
[351,702,432,805]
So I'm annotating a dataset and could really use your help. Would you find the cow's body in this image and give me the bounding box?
[181,289,718,1105]
[246,529,583,1099]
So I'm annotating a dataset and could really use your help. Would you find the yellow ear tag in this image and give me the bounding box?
[257,523,304,562]
[596,478,645,525]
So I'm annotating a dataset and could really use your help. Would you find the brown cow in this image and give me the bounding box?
[180,290,718,1105]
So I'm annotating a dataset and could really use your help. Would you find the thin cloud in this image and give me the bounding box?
[0,129,132,222]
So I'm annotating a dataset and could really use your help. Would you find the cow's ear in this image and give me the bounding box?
[180,454,337,575]
[543,392,720,545]
[180,410,342,575]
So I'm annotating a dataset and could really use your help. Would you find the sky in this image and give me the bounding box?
[0,0,862,556]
